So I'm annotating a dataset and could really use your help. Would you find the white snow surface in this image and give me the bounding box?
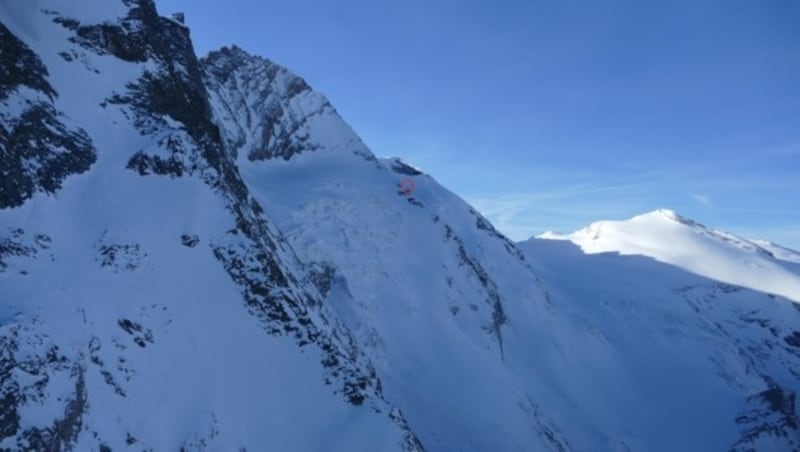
[540,209,800,303]
[229,145,578,451]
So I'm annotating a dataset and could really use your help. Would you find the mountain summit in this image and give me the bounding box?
[1,2,799,451]
[539,209,800,303]
[201,45,373,162]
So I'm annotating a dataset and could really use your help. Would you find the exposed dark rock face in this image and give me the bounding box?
[202,46,314,161]
[0,323,85,451]
[306,262,336,299]
[518,396,573,452]
[117,319,154,348]
[732,381,800,451]
[0,24,57,99]
[180,233,200,247]
[471,207,528,262]
[0,24,96,209]
[443,223,507,359]
[96,242,146,272]
[201,46,375,162]
[0,229,53,273]
[0,103,96,208]
[389,159,423,176]
[126,150,185,177]
[0,229,36,271]
[786,331,800,349]
[22,370,87,451]
[670,284,800,450]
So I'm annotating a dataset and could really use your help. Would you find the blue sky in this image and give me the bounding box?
[158,0,800,247]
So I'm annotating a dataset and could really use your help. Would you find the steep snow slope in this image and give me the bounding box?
[201,47,800,451]
[519,237,800,451]
[202,47,593,452]
[0,2,419,450]
[541,209,800,303]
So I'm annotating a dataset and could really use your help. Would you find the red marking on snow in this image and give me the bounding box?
[399,178,415,196]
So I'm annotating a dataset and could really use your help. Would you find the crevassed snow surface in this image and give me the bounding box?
[540,209,800,303]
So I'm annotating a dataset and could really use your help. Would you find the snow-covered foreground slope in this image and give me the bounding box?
[541,209,800,303]
[2,1,799,451]
[0,2,419,450]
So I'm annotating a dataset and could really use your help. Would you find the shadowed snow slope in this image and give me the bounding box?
[519,238,800,452]
[540,209,800,303]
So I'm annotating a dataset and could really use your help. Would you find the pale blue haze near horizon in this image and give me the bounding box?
[158,0,800,247]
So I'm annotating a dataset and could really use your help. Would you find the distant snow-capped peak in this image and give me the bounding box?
[536,209,800,302]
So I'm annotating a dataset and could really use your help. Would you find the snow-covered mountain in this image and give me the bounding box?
[528,211,800,450]
[520,233,800,451]
[1,1,798,451]
[539,209,800,303]
[0,2,420,450]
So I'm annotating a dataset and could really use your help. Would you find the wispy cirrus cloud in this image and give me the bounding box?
[448,158,798,245]
[466,179,662,240]
[689,193,711,206]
